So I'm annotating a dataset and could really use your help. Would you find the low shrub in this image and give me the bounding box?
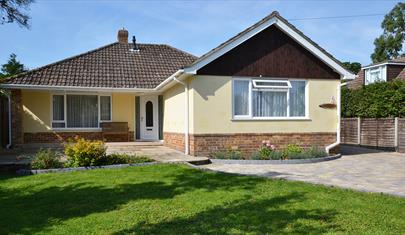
[101,154,154,165]
[307,146,328,158]
[210,149,243,159]
[251,144,328,160]
[31,149,63,169]
[64,138,106,167]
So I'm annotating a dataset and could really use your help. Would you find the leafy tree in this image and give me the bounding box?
[371,3,405,63]
[342,61,362,74]
[0,0,34,28]
[0,53,27,96]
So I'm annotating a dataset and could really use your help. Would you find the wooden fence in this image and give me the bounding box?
[341,117,405,152]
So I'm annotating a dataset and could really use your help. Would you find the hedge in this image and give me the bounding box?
[341,80,405,118]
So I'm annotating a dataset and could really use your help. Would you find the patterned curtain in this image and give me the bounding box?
[253,90,287,117]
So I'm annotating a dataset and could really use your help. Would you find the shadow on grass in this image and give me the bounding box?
[0,166,339,234]
[115,193,340,234]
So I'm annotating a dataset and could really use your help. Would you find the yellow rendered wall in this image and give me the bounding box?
[190,75,339,134]
[163,83,186,133]
[111,93,135,132]
[21,90,52,133]
[21,91,136,133]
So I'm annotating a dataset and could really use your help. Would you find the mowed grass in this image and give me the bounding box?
[0,164,403,234]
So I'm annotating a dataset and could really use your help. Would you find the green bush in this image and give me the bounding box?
[31,149,63,169]
[269,150,284,160]
[342,80,405,118]
[282,144,303,158]
[101,154,154,165]
[307,146,328,158]
[210,149,243,160]
[64,138,106,167]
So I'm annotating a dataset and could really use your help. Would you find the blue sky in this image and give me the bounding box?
[0,0,400,69]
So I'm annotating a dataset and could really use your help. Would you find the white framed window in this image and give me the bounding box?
[232,78,307,120]
[365,65,386,85]
[51,93,112,129]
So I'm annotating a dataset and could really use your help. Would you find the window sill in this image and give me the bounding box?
[51,128,102,132]
[232,117,311,121]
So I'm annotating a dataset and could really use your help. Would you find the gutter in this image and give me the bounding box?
[325,80,343,154]
[6,94,12,149]
[171,71,190,155]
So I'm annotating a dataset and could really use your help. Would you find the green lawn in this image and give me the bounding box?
[0,164,403,234]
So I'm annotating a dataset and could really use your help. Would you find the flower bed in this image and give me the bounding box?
[27,138,154,171]
[209,141,339,164]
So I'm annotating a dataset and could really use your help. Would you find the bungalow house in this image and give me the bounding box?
[1,11,354,156]
[348,56,405,89]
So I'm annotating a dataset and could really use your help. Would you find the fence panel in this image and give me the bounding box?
[398,118,405,153]
[340,118,358,144]
[341,117,399,151]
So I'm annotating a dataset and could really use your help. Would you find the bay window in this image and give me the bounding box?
[233,79,307,119]
[51,93,112,129]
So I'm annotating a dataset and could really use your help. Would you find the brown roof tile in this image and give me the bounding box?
[5,42,197,89]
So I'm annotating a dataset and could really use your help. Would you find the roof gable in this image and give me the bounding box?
[197,25,340,79]
[185,11,354,79]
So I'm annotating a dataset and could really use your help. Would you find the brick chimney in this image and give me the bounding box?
[117,28,128,43]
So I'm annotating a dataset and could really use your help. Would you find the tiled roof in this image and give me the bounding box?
[5,43,197,89]
[363,56,405,68]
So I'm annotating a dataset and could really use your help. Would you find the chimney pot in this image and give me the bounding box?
[117,28,128,43]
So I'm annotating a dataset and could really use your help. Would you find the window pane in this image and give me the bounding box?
[52,122,65,128]
[234,80,249,116]
[146,101,153,127]
[66,95,98,128]
[253,90,287,117]
[289,81,306,117]
[100,96,111,121]
[52,95,64,121]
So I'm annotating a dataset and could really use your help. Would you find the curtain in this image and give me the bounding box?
[253,90,287,117]
[100,96,111,121]
[67,95,98,128]
[52,95,64,121]
[289,81,305,117]
[234,80,249,115]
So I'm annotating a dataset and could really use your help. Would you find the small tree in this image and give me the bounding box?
[0,53,27,96]
[371,3,405,63]
[0,0,34,28]
[342,61,362,74]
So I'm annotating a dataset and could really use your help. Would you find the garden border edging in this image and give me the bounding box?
[17,162,160,175]
[210,154,341,164]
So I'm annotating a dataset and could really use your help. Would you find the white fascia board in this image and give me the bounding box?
[0,84,155,93]
[184,18,277,74]
[362,62,405,70]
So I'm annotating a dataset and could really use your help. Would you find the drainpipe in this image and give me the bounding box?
[6,93,12,149]
[325,81,342,154]
[173,76,189,155]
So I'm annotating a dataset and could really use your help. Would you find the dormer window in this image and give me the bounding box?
[365,65,386,85]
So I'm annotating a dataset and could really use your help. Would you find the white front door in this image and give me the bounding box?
[140,95,159,140]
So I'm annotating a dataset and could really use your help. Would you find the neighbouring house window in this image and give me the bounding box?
[52,94,111,129]
[233,79,306,119]
[365,65,386,85]
[100,96,111,121]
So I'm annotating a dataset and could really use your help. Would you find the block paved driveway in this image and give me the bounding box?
[201,145,405,197]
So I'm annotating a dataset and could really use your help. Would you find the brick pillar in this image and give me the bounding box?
[10,89,23,146]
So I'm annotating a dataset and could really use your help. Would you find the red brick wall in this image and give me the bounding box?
[347,70,364,89]
[23,131,134,143]
[164,132,337,157]
[163,132,185,152]
[11,89,23,145]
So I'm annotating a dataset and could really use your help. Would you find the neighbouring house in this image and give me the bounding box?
[348,57,405,89]
[1,11,354,156]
